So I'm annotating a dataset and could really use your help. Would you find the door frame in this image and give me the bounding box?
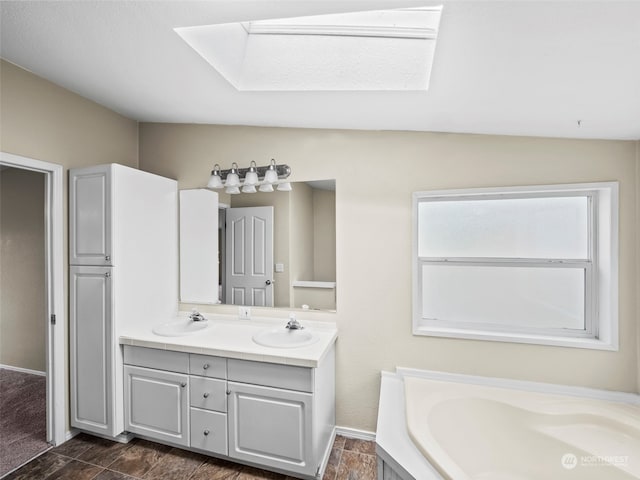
[0,151,66,446]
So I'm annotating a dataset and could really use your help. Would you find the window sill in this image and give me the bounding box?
[413,325,618,351]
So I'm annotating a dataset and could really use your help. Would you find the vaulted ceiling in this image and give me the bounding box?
[2,1,639,140]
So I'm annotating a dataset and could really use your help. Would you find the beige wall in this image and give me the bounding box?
[313,189,336,282]
[290,182,315,282]
[141,123,638,431]
[0,60,139,428]
[0,167,46,371]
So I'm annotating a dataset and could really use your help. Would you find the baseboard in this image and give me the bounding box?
[0,364,46,376]
[65,429,80,442]
[335,426,376,442]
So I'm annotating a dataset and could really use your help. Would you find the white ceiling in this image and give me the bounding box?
[1,1,639,140]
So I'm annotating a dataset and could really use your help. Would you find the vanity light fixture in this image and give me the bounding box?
[206,164,224,189]
[207,159,292,194]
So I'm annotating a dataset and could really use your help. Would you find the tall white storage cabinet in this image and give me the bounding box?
[70,164,178,438]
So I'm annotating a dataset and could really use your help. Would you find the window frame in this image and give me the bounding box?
[412,182,619,350]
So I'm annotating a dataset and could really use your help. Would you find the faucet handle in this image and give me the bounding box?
[286,313,303,330]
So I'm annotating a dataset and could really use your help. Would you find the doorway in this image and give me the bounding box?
[0,152,65,475]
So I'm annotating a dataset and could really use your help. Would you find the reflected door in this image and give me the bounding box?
[225,206,274,306]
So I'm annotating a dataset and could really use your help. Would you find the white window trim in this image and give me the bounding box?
[412,182,619,351]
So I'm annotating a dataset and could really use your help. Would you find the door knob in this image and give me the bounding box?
[265,280,272,285]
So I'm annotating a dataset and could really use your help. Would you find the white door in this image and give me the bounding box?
[70,265,114,436]
[227,381,315,477]
[124,365,190,446]
[225,206,274,306]
[69,165,112,266]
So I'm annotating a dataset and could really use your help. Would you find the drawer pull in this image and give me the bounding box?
[203,429,210,436]
[203,392,209,398]
[203,363,210,370]
[180,382,186,388]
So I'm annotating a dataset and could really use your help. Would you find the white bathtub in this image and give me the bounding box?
[376,369,640,480]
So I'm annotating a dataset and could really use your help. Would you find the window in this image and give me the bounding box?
[413,182,618,350]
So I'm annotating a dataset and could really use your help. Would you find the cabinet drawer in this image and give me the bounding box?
[228,359,313,393]
[124,346,189,374]
[189,354,227,378]
[190,377,227,412]
[190,408,227,455]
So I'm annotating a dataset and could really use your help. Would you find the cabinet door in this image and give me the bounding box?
[70,165,112,265]
[228,382,315,477]
[70,266,114,435]
[124,366,189,446]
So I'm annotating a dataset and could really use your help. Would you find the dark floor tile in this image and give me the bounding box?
[336,450,376,480]
[343,438,376,456]
[142,447,206,480]
[4,452,70,480]
[237,465,287,479]
[188,457,241,480]
[77,437,133,467]
[50,434,97,459]
[332,435,346,449]
[94,470,139,480]
[45,459,104,480]
[322,446,342,480]
[106,439,171,478]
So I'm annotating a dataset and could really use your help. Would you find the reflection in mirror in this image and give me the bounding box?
[180,181,336,311]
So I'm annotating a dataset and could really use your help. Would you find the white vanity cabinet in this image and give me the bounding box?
[123,347,191,446]
[70,266,114,436]
[69,166,112,266]
[69,164,178,439]
[228,381,314,476]
[122,345,336,480]
[124,366,190,446]
[188,353,228,456]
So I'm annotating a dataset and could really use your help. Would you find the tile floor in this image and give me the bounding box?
[5,433,377,480]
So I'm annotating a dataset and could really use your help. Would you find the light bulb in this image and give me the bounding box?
[225,162,240,187]
[207,164,223,189]
[264,159,278,184]
[244,161,259,185]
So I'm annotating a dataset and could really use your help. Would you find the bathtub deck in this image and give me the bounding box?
[376,371,443,480]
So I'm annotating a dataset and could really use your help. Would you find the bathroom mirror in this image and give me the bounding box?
[180,180,336,311]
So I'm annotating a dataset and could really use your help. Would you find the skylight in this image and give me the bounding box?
[174,7,442,91]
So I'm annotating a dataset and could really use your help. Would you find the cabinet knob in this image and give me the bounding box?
[203,392,209,398]
[105,255,111,262]
[180,382,186,388]
[105,272,111,278]
[226,389,231,395]
[203,363,209,370]
[203,430,210,436]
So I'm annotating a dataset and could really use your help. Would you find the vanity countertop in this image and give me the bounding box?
[119,314,338,368]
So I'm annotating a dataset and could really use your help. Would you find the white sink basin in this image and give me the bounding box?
[252,328,319,349]
[152,319,210,337]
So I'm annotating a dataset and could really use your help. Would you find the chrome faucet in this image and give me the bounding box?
[189,309,207,322]
[286,313,303,330]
